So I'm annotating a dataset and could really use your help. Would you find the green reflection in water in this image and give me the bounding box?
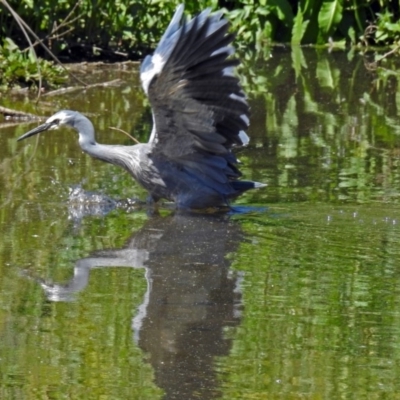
[220,203,400,398]
[0,208,162,399]
[1,269,162,399]
[216,47,400,399]
[236,47,400,207]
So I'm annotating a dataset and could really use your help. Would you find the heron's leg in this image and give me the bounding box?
[146,195,160,217]
[146,194,160,205]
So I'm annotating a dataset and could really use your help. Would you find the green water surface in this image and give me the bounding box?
[1,48,400,399]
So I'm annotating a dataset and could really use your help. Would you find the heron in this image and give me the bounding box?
[17,5,266,209]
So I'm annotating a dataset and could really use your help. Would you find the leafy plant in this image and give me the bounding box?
[0,37,66,90]
[226,0,293,54]
[1,0,400,90]
[371,11,400,45]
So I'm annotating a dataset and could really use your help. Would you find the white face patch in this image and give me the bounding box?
[45,110,73,129]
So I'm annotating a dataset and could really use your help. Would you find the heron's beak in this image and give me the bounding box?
[17,122,53,141]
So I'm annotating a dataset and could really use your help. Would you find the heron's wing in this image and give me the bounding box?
[139,5,249,163]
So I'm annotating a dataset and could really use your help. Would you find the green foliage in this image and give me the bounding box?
[226,0,293,56]
[235,46,400,207]
[0,0,220,57]
[291,8,310,45]
[223,0,398,53]
[225,0,348,47]
[1,0,400,89]
[0,0,399,60]
[373,11,400,45]
[0,37,66,90]
[317,0,343,39]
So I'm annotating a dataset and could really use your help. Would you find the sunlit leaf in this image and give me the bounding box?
[318,0,343,38]
[292,9,310,45]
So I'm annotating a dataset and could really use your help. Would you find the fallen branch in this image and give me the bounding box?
[42,78,123,97]
[0,106,44,120]
[91,45,128,58]
[375,45,400,64]
[364,44,400,71]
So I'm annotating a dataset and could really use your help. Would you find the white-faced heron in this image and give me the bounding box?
[17,5,266,209]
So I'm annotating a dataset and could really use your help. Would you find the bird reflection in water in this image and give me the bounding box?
[28,213,244,400]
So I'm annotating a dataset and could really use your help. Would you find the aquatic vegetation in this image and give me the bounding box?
[364,10,400,46]
[0,1,400,89]
[1,0,400,56]
[0,37,66,90]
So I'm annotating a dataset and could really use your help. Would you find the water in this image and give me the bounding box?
[1,48,400,399]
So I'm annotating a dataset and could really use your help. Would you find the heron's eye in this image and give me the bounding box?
[52,119,60,125]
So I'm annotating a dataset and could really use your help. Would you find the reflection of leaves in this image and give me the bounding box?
[316,57,337,88]
[239,46,400,204]
[220,200,400,399]
[291,46,307,78]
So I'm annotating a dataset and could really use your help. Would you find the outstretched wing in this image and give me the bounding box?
[140,5,250,164]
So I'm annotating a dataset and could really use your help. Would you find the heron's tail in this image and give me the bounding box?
[232,180,267,192]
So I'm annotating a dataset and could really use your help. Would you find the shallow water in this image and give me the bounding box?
[1,48,400,399]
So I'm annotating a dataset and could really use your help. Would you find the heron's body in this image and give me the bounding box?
[18,5,266,209]
[78,120,255,208]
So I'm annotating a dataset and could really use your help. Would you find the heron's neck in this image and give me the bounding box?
[74,115,142,172]
[75,117,115,164]
[75,115,97,151]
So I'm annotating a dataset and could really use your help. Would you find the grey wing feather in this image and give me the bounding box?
[140,5,250,194]
[140,4,184,94]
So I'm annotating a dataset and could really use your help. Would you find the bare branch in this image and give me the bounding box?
[109,127,141,144]
[42,78,122,96]
[27,1,84,51]
[0,106,44,120]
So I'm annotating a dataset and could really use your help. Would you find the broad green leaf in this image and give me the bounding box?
[292,10,309,45]
[4,37,18,52]
[255,7,269,17]
[28,49,37,63]
[318,0,343,37]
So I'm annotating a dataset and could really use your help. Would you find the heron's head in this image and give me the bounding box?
[17,110,80,142]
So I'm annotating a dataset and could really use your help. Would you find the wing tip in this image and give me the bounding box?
[140,4,186,93]
[144,4,251,157]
